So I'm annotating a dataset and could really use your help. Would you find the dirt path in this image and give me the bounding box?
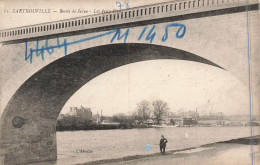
[82,143,259,165]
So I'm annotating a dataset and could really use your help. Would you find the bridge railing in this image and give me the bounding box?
[0,0,255,43]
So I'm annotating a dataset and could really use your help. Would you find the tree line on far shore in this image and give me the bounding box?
[56,98,238,131]
[56,99,169,131]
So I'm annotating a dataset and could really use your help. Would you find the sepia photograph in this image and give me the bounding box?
[0,0,259,164]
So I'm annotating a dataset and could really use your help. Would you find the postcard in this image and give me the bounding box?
[0,0,259,164]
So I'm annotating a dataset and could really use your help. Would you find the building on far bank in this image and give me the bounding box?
[101,120,120,125]
[227,121,244,126]
[172,117,197,126]
[245,121,260,126]
[67,106,92,120]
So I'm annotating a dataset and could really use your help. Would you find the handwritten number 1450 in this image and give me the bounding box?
[25,23,186,64]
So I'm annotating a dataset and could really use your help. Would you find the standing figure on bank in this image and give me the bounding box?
[159,135,168,154]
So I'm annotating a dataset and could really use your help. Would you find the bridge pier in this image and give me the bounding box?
[0,111,57,164]
[0,77,59,164]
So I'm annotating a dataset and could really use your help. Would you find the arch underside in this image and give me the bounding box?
[0,43,224,164]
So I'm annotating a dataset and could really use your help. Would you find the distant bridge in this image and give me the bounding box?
[0,0,259,164]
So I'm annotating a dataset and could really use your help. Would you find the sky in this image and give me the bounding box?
[61,60,250,116]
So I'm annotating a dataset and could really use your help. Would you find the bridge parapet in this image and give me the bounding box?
[0,0,256,43]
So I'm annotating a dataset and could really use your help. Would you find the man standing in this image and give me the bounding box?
[159,135,168,154]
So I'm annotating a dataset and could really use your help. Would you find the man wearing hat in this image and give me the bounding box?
[159,135,168,154]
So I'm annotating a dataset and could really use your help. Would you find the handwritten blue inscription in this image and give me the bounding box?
[138,25,156,44]
[116,0,130,9]
[25,23,186,64]
[162,23,186,42]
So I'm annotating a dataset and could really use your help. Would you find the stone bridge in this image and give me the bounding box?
[0,0,259,164]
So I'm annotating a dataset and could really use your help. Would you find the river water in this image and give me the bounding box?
[51,127,254,165]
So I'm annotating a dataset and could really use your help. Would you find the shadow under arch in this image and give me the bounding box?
[0,43,224,164]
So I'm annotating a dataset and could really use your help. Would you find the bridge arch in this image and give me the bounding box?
[0,43,224,164]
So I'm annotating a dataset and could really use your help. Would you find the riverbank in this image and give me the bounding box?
[56,123,257,131]
[28,128,258,165]
[57,123,152,131]
[95,143,258,165]
[77,135,259,165]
